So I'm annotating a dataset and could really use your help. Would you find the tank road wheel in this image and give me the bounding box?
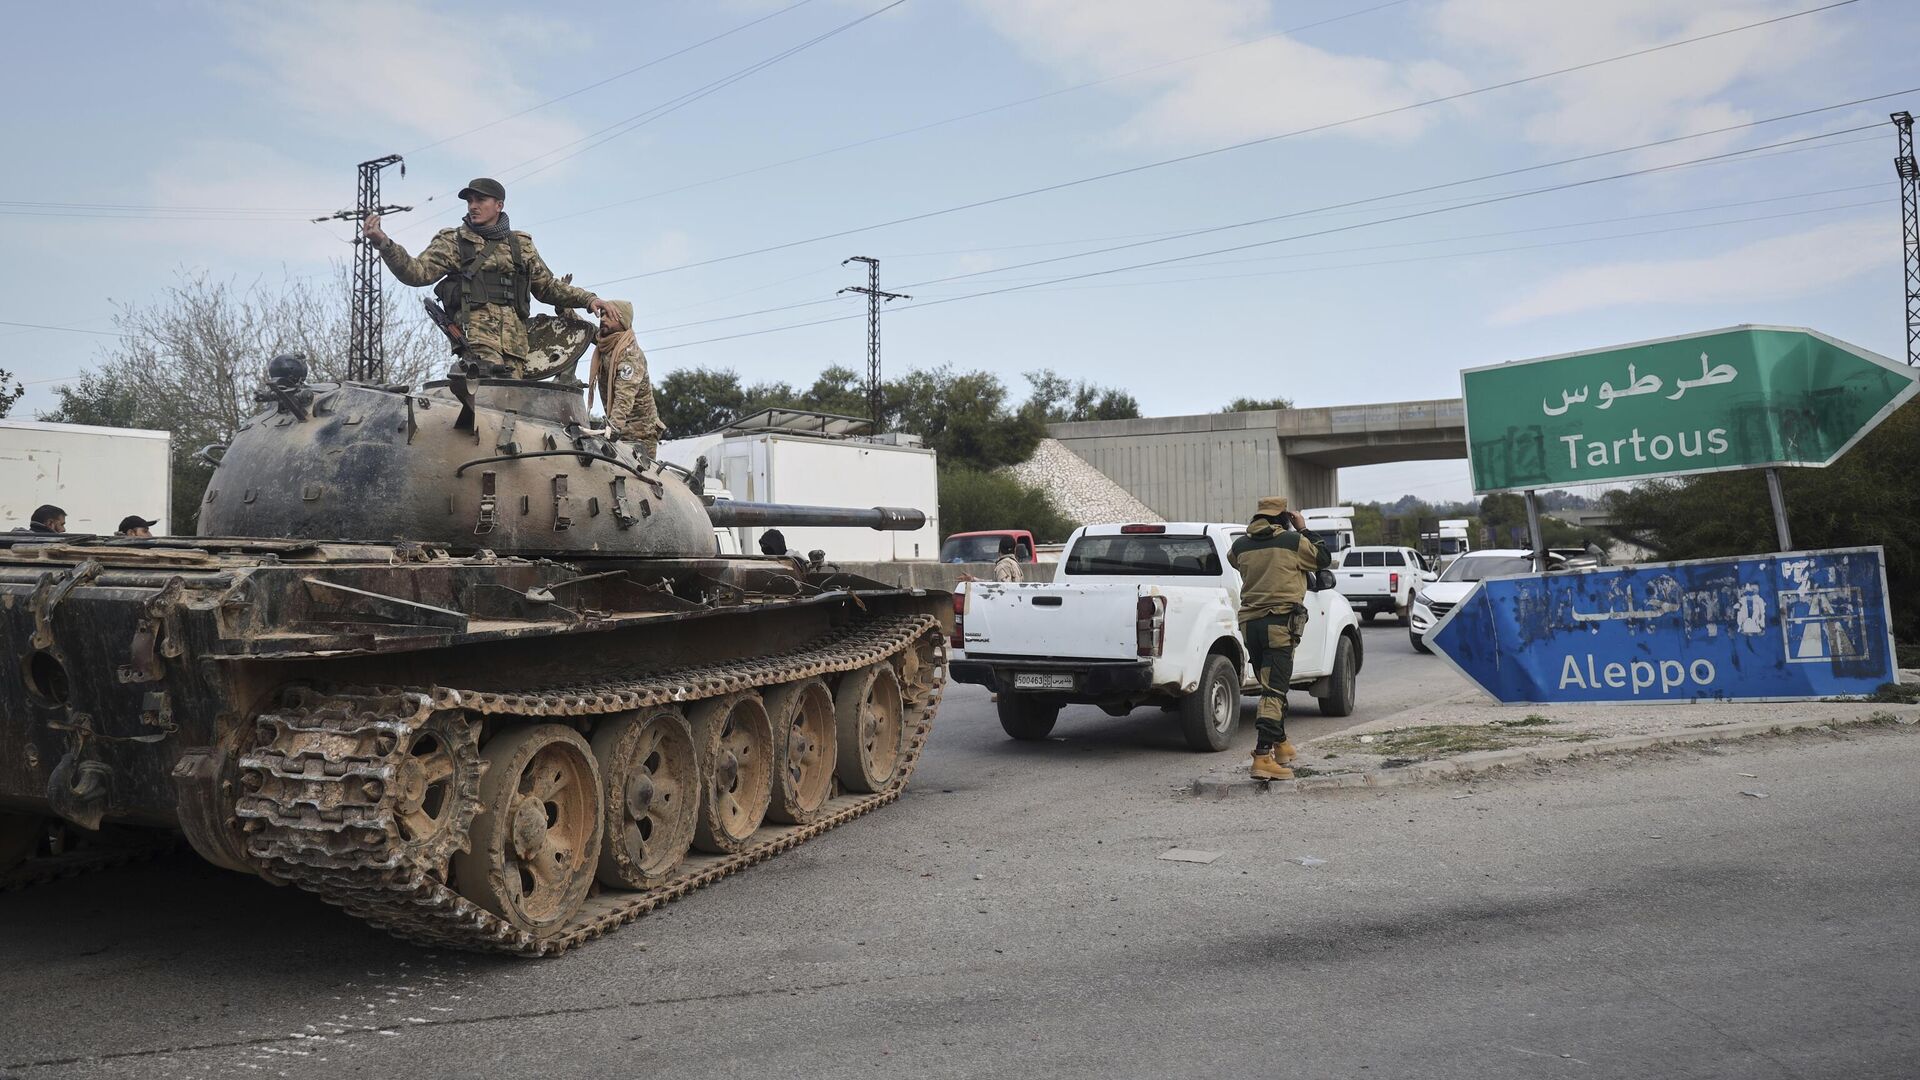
[763,679,838,825]
[452,725,604,938]
[589,708,699,890]
[0,812,41,874]
[690,693,775,854]
[834,662,906,794]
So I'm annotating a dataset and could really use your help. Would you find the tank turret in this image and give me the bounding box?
[197,362,923,555]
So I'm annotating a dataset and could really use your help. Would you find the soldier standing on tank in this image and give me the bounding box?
[588,300,666,456]
[361,178,618,376]
[1226,496,1331,781]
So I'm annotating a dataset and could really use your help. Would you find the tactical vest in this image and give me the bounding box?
[433,230,532,323]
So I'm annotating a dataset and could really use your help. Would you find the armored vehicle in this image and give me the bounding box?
[0,351,948,956]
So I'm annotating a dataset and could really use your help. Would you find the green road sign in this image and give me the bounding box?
[1462,325,1919,493]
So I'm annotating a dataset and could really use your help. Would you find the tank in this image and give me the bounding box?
[0,357,949,956]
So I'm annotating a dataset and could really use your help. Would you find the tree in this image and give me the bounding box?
[1022,369,1141,424]
[41,267,446,531]
[938,465,1077,542]
[888,366,1044,470]
[0,368,21,418]
[801,365,869,418]
[1606,401,1920,641]
[1220,396,1293,412]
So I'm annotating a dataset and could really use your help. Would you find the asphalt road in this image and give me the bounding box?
[2,622,1913,1080]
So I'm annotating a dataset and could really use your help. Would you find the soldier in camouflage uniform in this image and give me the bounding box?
[587,300,665,456]
[1226,496,1332,781]
[362,177,616,376]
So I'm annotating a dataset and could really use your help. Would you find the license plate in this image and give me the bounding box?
[1013,672,1075,691]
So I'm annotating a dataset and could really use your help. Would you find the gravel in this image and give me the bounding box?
[1003,439,1163,526]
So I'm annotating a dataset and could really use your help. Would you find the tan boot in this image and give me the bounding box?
[1274,740,1298,764]
[1250,750,1294,781]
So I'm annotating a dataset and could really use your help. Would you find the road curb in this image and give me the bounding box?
[1188,709,1919,798]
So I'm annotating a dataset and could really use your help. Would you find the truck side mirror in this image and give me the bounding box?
[1309,569,1336,592]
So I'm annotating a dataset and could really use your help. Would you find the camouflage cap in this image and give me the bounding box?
[458,177,506,201]
[1254,496,1290,519]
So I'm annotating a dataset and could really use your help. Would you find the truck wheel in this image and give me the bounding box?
[1396,602,1412,627]
[1359,610,1376,624]
[996,696,1059,741]
[1409,627,1432,655]
[1179,653,1241,752]
[1317,635,1358,717]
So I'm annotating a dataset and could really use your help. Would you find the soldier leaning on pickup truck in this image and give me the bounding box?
[361,177,617,377]
[1227,496,1332,781]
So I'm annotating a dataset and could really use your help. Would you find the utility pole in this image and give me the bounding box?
[839,256,908,429]
[1894,112,1919,365]
[314,155,410,383]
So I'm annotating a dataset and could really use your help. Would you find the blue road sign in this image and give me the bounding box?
[1428,547,1897,704]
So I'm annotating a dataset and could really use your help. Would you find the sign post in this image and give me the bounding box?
[1463,326,1918,493]
[1428,547,1898,703]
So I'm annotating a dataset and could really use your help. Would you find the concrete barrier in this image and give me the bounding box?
[832,561,1051,590]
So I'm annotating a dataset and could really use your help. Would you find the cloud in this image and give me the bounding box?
[7,139,350,264]
[968,0,1470,147]
[219,0,587,171]
[1430,0,1844,155]
[1489,218,1895,324]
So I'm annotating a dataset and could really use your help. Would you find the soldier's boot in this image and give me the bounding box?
[1274,740,1298,764]
[1250,749,1294,781]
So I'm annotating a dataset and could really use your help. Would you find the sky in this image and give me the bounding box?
[2,0,1916,503]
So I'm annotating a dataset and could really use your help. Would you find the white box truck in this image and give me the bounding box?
[0,419,172,535]
[659,426,939,562]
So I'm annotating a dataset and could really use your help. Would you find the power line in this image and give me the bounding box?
[589,0,1866,288]
[403,0,820,156]
[951,198,1887,294]
[628,102,1895,335]
[639,123,1897,352]
[529,0,1418,229]
[397,0,910,235]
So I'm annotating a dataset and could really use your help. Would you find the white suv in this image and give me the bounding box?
[1335,545,1434,625]
[1408,548,1564,654]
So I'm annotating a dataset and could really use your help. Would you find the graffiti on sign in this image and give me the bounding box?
[1427,547,1897,703]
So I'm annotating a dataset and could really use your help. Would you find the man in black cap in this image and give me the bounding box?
[29,505,65,533]
[116,515,157,538]
[361,177,617,376]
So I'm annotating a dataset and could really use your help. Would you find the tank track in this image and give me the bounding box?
[236,612,943,956]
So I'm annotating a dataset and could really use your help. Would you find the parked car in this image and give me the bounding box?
[1335,545,1435,624]
[1408,548,1566,654]
[950,522,1364,750]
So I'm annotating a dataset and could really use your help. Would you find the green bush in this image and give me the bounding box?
[938,466,1077,543]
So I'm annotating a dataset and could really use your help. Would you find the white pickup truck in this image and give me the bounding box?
[949,522,1364,751]
[1334,545,1435,624]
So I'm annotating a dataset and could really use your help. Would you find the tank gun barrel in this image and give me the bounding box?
[705,502,926,531]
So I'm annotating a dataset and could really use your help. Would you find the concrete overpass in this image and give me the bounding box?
[1047,398,1466,523]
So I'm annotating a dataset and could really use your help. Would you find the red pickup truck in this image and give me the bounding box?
[941,530,1037,564]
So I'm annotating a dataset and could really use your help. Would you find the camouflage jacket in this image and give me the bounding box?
[1227,517,1331,622]
[377,224,597,358]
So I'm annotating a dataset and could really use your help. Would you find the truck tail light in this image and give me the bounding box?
[952,589,966,652]
[1136,594,1166,657]
[1120,524,1165,534]
[1389,572,1400,593]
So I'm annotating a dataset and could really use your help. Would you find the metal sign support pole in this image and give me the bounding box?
[1765,468,1794,552]
[1524,489,1545,569]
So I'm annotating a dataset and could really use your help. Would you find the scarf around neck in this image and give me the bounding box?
[465,212,512,241]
